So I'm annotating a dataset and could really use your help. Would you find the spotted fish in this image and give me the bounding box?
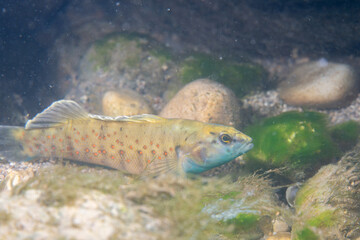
[0,100,253,175]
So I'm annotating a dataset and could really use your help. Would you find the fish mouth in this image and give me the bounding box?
[236,138,254,154]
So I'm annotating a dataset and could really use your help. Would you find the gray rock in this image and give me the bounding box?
[279,59,358,109]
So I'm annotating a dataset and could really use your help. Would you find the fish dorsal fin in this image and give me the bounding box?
[89,114,167,123]
[25,100,89,129]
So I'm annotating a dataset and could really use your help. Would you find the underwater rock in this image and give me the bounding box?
[245,111,339,181]
[0,168,34,192]
[66,33,179,113]
[102,89,153,116]
[179,54,268,97]
[0,164,291,239]
[329,120,360,152]
[201,175,289,239]
[292,143,360,239]
[160,79,241,126]
[279,59,358,109]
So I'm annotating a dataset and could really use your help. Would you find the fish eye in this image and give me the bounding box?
[219,134,232,144]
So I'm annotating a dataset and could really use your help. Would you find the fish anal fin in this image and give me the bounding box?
[25,100,89,129]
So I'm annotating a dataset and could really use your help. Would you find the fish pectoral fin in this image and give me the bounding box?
[141,156,179,178]
[25,100,89,129]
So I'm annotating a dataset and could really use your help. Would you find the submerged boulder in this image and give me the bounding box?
[160,79,241,127]
[279,60,358,109]
[244,111,339,181]
[292,143,360,239]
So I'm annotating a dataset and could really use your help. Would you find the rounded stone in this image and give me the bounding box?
[159,79,241,126]
[102,89,153,116]
[279,59,358,109]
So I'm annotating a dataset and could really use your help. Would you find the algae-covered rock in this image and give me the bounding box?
[329,120,360,152]
[66,33,180,113]
[179,54,268,97]
[160,79,241,126]
[292,144,360,239]
[245,111,339,181]
[201,175,290,239]
[0,164,289,240]
[102,89,153,116]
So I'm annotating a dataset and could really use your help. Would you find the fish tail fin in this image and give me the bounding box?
[0,126,28,162]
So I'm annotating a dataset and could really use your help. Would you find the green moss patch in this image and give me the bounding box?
[307,210,337,228]
[179,54,267,97]
[330,120,360,151]
[295,227,319,240]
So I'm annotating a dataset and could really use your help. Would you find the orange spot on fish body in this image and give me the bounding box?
[156,144,160,148]
[111,156,115,160]
[111,145,115,149]
[94,152,98,157]
[47,135,51,139]
[59,138,63,142]
[143,145,147,149]
[52,135,56,139]
[92,144,96,148]
[81,137,85,141]
[147,159,151,163]
[152,150,156,154]
[120,150,125,155]
[120,142,124,146]
[129,145,133,150]
[76,151,79,155]
[158,156,162,160]
[164,151,168,156]
[85,148,90,153]
[77,131,80,135]
[138,151,143,155]
[103,136,106,140]
[116,139,120,144]
[150,141,153,145]
[169,147,173,152]
[126,159,130,163]
[135,139,139,144]
[102,150,106,154]
[95,133,99,137]
[75,139,79,143]
[98,150,101,153]
[52,146,56,150]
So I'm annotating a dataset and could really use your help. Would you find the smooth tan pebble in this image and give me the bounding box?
[102,89,153,116]
[266,232,291,240]
[160,79,241,126]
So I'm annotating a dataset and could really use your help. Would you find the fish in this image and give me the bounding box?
[0,100,253,176]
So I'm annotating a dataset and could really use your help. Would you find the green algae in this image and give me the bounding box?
[307,210,337,228]
[330,120,360,151]
[224,213,260,231]
[12,165,129,207]
[295,227,319,240]
[89,33,173,71]
[179,54,267,97]
[8,164,287,239]
[245,111,339,180]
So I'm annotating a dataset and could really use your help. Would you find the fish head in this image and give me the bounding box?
[180,123,253,174]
